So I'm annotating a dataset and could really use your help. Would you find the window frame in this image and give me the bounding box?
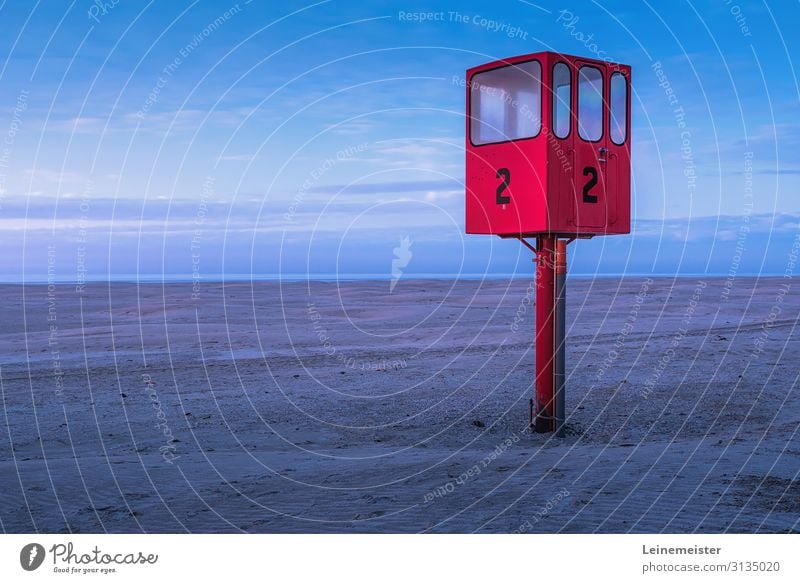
[577,64,605,143]
[468,58,543,147]
[551,61,572,140]
[609,71,628,146]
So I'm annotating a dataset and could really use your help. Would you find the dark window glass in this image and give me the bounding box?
[552,62,571,139]
[577,66,603,142]
[610,72,627,145]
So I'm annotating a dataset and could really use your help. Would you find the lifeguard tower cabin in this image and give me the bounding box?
[465,51,630,236]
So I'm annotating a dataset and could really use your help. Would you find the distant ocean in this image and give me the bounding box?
[1,272,778,284]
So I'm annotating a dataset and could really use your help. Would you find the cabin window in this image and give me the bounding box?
[469,60,541,145]
[552,62,571,139]
[577,65,603,142]
[610,72,627,145]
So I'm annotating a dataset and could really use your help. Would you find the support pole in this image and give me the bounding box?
[554,240,567,437]
[533,235,556,433]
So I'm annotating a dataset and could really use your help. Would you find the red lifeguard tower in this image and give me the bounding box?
[465,52,632,434]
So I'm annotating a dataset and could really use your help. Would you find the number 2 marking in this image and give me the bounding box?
[496,168,511,204]
[582,166,598,203]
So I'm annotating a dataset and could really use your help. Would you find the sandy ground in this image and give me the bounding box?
[0,277,798,533]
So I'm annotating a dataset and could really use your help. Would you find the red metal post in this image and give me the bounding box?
[554,240,567,437]
[534,234,556,432]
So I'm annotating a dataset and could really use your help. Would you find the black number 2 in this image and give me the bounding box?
[582,166,598,203]
[496,168,511,204]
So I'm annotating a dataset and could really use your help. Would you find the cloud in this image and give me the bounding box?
[24,169,85,184]
[325,118,382,135]
[6,195,798,244]
[217,154,257,162]
[753,168,800,175]
[631,212,800,240]
[307,178,461,194]
[48,117,107,134]
[2,194,799,279]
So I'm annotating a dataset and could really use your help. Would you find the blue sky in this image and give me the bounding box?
[0,0,798,281]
